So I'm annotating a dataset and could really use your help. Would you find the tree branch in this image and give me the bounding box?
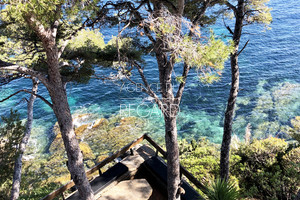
[132,61,167,114]
[192,0,211,25]
[161,0,177,13]
[0,72,22,86]
[243,9,260,18]
[175,63,190,104]
[0,60,49,87]
[58,22,89,59]
[146,0,153,13]
[132,62,157,96]
[173,4,203,104]
[131,8,156,44]
[117,16,132,64]
[52,20,60,39]
[124,75,148,94]
[58,3,110,59]
[23,13,52,46]
[109,0,156,44]
[177,0,184,16]
[51,3,62,37]
[0,89,53,109]
[237,39,250,56]
[223,17,234,35]
[224,1,237,13]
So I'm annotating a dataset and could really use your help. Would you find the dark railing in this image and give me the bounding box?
[41,134,208,200]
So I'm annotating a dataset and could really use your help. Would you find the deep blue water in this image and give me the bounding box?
[0,0,299,151]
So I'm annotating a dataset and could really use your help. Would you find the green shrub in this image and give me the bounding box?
[281,147,300,199]
[180,138,220,184]
[289,116,300,144]
[180,137,299,200]
[231,137,300,200]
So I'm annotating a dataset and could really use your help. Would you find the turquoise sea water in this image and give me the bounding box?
[0,0,299,151]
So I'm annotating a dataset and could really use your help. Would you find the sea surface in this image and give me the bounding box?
[0,0,299,151]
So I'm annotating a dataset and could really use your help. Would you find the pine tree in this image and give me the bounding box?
[0,1,110,199]
[220,0,272,180]
[103,1,232,199]
[0,110,25,200]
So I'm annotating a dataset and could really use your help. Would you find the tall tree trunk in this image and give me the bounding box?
[10,79,38,200]
[220,0,244,181]
[48,85,94,199]
[157,55,181,200]
[45,46,94,199]
[151,1,184,199]
[158,62,181,200]
[220,52,239,180]
[165,116,181,200]
[17,9,95,200]
[155,36,181,200]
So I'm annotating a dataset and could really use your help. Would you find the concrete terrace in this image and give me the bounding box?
[42,134,206,200]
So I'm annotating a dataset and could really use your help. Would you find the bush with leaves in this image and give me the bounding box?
[180,137,299,200]
[231,137,300,200]
[288,116,300,144]
[179,138,220,185]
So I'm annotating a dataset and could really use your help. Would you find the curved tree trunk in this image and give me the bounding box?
[48,85,94,199]
[220,0,244,181]
[10,79,38,200]
[46,49,94,199]
[23,13,95,199]
[49,87,94,198]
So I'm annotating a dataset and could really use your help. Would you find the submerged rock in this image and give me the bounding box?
[75,124,89,137]
[92,118,109,129]
[73,113,94,128]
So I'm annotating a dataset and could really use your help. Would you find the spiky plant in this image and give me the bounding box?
[206,179,239,200]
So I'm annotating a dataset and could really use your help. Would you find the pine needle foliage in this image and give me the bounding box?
[0,110,25,199]
[144,9,233,84]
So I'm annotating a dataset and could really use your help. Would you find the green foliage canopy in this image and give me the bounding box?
[0,0,142,84]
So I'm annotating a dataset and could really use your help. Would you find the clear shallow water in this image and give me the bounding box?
[0,0,299,151]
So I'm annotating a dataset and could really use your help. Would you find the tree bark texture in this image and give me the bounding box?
[165,116,181,200]
[151,2,183,199]
[24,15,94,199]
[156,53,181,200]
[46,46,94,200]
[10,79,38,200]
[220,0,244,181]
